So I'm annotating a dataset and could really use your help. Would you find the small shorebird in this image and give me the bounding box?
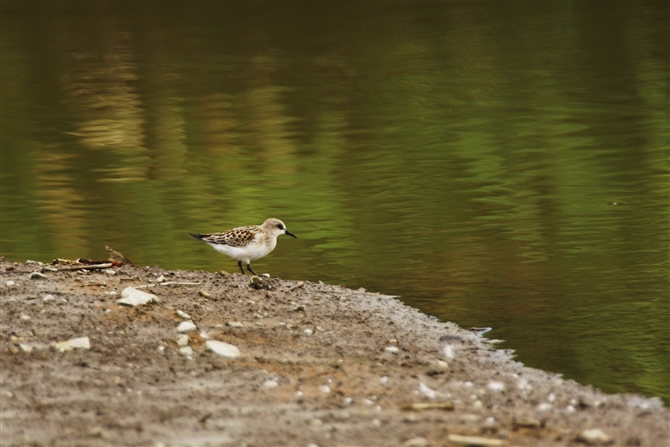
[188,218,297,275]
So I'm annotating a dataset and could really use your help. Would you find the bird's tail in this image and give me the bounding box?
[188,233,206,240]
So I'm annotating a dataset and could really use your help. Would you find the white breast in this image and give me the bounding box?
[208,238,277,263]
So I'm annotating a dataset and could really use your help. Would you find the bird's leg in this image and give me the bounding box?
[238,261,245,275]
[246,263,259,276]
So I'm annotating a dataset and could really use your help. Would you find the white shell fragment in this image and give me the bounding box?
[205,340,240,358]
[117,287,159,307]
[29,272,48,280]
[488,381,505,391]
[175,310,192,320]
[418,382,437,399]
[179,346,194,357]
[579,428,611,445]
[176,334,190,346]
[177,321,197,333]
[55,336,91,352]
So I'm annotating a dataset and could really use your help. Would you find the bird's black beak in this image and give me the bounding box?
[285,230,297,238]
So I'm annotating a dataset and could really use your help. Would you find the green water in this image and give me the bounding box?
[2,2,668,404]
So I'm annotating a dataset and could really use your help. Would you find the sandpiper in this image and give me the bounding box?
[188,218,297,275]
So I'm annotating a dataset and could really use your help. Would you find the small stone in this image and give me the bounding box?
[371,418,382,427]
[537,402,552,411]
[294,305,306,312]
[198,289,211,298]
[179,346,194,356]
[175,310,192,320]
[42,294,55,302]
[117,287,159,307]
[156,275,165,282]
[227,321,244,328]
[403,437,430,447]
[319,385,330,394]
[103,269,116,276]
[303,328,313,336]
[262,380,278,389]
[29,272,47,280]
[88,427,106,438]
[578,428,611,446]
[19,343,33,353]
[205,340,241,358]
[309,418,323,426]
[379,376,389,385]
[385,346,400,354]
[176,334,189,346]
[5,280,15,287]
[435,360,449,370]
[20,315,31,321]
[9,346,19,355]
[487,381,505,391]
[55,336,90,352]
[177,321,197,333]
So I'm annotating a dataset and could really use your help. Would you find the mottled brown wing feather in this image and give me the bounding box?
[201,225,260,247]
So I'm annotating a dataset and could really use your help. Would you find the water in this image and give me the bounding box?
[2,2,668,404]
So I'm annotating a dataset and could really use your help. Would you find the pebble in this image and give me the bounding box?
[205,340,241,358]
[42,294,55,302]
[19,343,33,353]
[309,418,323,426]
[175,310,192,320]
[385,346,400,354]
[379,376,389,385]
[20,315,31,321]
[176,334,189,346]
[443,344,455,358]
[198,289,211,298]
[55,336,90,352]
[318,385,331,394]
[117,287,159,307]
[177,321,197,333]
[156,275,165,282]
[342,397,353,405]
[5,280,15,287]
[487,381,505,391]
[303,328,313,336]
[29,272,47,280]
[537,402,552,411]
[371,419,382,427]
[179,346,194,357]
[435,360,449,370]
[263,380,278,389]
[226,321,244,328]
[578,428,611,446]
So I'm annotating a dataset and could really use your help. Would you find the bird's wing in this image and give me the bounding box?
[200,225,260,247]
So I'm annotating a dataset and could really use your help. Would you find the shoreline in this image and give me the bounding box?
[1,260,668,446]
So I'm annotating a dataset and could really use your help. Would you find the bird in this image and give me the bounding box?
[188,218,297,275]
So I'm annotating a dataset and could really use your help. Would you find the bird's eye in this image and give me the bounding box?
[276,224,284,230]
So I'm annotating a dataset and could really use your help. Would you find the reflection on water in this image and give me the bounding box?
[2,2,668,403]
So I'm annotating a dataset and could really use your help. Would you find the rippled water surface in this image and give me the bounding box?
[2,2,668,403]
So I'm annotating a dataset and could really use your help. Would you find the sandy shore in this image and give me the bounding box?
[1,260,668,446]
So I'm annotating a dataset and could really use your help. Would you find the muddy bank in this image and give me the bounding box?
[1,260,667,447]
